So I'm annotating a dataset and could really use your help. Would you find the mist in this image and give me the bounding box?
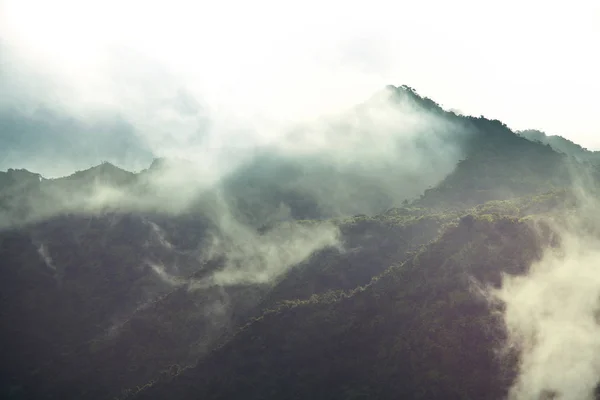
[4,2,600,400]
[0,47,473,309]
[1,0,478,229]
[199,218,341,287]
[492,183,600,400]
[1,0,473,365]
[0,76,471,224]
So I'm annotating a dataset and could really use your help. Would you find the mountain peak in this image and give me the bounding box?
[147,157,195,172]
[0,168,43,190]
[73,161,129,177]
[53,161,135,188]
[376,84,444,113]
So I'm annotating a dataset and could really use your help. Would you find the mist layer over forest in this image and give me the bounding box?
[2,79,600,400]
[2,2,600,397]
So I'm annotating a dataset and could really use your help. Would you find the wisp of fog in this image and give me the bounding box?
[0,0,477,362]
[492,185,600,400]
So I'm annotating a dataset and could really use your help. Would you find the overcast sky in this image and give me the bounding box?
[1,0,599,175]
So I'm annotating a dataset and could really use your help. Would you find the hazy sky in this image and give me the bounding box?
[1,0,599,174]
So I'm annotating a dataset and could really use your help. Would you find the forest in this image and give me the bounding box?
[1,85,599,400]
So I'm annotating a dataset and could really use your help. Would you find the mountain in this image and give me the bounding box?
[518,129,600,164]
[418,124,571,209]
[134,212,548,400]
[0,85,598,400]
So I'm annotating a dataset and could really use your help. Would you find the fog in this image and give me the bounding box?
[3,0,599,155]
[1,0,482,229]
[0,25,475,306]
[3,2,600,399]
[492,182,600,400]
[0,78,472,223]
[0,0,510,383]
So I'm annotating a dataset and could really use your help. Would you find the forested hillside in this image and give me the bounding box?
[1,86,598,400]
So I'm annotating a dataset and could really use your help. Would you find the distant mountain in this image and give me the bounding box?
[417,122,573,209]
[1,85,598,400]
[518,129,600,164]
[54,162,136,186]
[1,87,585,225]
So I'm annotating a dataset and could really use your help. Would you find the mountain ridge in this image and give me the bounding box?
[1,85,593,185]
[1,85,599,400]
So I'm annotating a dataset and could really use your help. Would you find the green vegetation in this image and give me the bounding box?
[1,85,598,400]
[133,212,554,400]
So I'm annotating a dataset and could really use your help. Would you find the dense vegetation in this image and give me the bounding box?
[135,213,550,400]
[0,85,597,399]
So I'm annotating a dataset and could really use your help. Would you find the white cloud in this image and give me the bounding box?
[492,185,600,399]
[1,0,599,166]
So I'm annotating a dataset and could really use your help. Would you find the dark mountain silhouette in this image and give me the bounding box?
[518,129,600,164]
[0,85,597,400]
[135,214,548,400]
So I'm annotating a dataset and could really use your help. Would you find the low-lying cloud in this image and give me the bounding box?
[1,0,476,228]
[492,184,600,400]
[200,219,341,287]
[1,0,474,339]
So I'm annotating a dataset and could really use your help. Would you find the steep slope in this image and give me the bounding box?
[217,85,470,222]
[0,208,453,400]
[0,85,594,400]
[213,86,584,220]
[0,86,582,224]
[51,162,137,188]
[0,163,138,228]
[518,129,600,164]
[133,211,560,400]
[0,212,214,399]
[417,119,574,209]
